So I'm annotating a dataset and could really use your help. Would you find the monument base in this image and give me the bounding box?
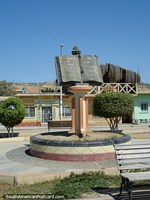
[30,133,131,162]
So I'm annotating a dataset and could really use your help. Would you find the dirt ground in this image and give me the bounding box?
[36,131,122,141]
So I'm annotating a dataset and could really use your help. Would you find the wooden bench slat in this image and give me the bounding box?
[121,171,150,182]
[118,158,150,164]
[118,164,150,170]
[116,149,150,154]
[115,144,150,150]
[122,171,150,176]
[117,153,150,159]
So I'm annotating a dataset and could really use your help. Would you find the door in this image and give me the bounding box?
[122,116,132,123]
[42,107,52,123]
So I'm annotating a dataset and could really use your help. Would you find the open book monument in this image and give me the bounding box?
[30,47,133,161]
[55,54,103,86]
[55,46,140,135]
[55,46,140,86]
[55,47,103,135]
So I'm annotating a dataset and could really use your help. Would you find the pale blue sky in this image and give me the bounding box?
[0,0,150,83]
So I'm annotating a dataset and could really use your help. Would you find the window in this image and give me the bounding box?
[63,107,71,116]
[59,107,71,117]
[25,107,35,117]
[140,102,148,112]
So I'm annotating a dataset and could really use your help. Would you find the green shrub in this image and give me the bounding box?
[93,92,134,131]
[0,97,26,136]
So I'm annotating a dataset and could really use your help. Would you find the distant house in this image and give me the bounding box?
[15,83,138,127]
[2,82,149,127]
[16,93,72,126]
[133,84,150,124]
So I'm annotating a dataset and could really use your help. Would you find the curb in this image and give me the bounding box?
[0,136,29,143]
[0,168,119,185]
[0,173,15,185]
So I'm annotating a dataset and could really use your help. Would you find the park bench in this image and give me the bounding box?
[114,143,150,200]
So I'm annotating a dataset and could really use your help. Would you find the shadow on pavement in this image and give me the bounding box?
[93,185,150,200]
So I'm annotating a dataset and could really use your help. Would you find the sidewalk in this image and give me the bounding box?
[0,140,118,184]
[0,124,150,199]
[0,141,117,200]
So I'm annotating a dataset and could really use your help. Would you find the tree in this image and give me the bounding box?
[0,80,15,96]
[0,97,26,137]
[93,92,134,131]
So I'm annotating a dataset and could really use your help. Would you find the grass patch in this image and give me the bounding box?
[52,172,120,199]
[0,172,121,199]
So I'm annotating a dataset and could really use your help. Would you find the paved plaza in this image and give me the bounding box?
[0,124,150,199]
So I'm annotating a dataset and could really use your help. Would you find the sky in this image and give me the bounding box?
[0,0,150,83]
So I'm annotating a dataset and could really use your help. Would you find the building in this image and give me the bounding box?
[2,83,149,127]
[16,93,72,126]
[14,82,138,127]
[133,84,150,124]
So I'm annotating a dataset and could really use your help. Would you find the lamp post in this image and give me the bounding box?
[60,44,63,120]
[60,44,63,56]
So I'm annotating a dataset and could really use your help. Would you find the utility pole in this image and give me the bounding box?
[60,44,63,56]
[60,44,63,120]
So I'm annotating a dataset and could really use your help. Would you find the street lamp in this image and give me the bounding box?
[60,44,63,56]
[60,44,63,120]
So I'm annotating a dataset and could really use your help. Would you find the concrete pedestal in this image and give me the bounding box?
[68,85,92,135]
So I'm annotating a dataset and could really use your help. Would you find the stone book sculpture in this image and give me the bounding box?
[55,54,103,86]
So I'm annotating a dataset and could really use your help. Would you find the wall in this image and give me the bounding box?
[17,95,72,126]
[134,94,150,124]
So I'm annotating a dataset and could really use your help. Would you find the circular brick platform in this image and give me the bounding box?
[30,132,131,162]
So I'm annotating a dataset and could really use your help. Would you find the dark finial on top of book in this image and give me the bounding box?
[72,46,81,55]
